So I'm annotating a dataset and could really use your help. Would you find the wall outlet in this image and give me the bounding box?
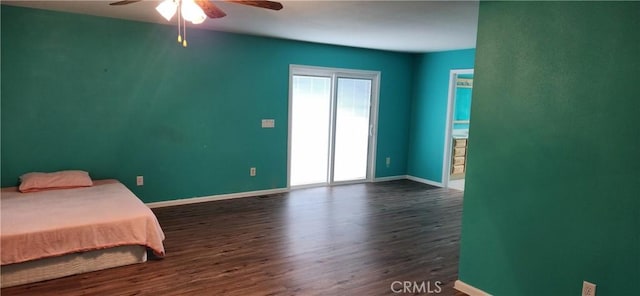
[136,176,144,186]
[386,157,391,168]
[582,281,596,296]
[250,167,256,177]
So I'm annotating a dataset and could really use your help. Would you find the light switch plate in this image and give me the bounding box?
[261,119,275,128]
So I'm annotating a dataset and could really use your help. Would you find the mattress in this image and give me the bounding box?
[1,245,146,288]
[1,179,165,266]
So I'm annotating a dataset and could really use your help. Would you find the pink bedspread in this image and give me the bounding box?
[1,179,165,265]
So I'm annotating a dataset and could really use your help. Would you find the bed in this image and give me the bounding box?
[1,179,165,287]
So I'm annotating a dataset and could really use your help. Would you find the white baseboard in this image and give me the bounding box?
[406,175,444,187]
[373,175,407,182]
[147,176,440,208]
[454,280,492,296]
[146,188,288,208]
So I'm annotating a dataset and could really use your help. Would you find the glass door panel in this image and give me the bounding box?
[332,78,372,182]
[290,75,332,186]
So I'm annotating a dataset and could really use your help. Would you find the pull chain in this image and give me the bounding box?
[177,0,182,44]
[183,14,187,47]
[173,0,188,48]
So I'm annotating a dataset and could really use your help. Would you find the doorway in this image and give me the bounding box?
[288,65,380,188]
[443,69,474,190]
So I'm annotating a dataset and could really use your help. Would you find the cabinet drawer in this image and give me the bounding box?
[454,139,467,148]
[454,147,466,156]
[453,156,466,165]
[452,165,465,174]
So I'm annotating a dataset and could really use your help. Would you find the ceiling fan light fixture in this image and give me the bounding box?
[156,0,178,21]
[181,0,206,24]
[107,0,282,47]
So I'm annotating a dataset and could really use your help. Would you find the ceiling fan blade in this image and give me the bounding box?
[109,0,142,6]
[225,0,283,11]
[194,0,227,18]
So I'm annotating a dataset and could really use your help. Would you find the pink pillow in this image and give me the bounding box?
[19,170,94,193]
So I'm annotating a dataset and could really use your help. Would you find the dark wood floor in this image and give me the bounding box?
[2,180,467,295]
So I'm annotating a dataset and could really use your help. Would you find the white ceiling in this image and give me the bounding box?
[3,0,479,53]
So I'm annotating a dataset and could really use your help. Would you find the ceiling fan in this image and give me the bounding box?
[109,0,283,46]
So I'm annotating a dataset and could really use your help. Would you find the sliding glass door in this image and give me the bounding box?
[289,66,379,187]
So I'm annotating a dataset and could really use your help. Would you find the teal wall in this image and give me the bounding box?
[459,2,640,295]
[0,6,413,202]
[407,49,475,183]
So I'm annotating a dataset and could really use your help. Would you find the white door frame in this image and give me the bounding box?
[287,64,381,189]
[442,68,474,188]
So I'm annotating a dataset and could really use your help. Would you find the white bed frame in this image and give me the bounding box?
[1,245,146,288]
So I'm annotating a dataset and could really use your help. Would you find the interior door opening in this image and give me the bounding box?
[443,69,474,191]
